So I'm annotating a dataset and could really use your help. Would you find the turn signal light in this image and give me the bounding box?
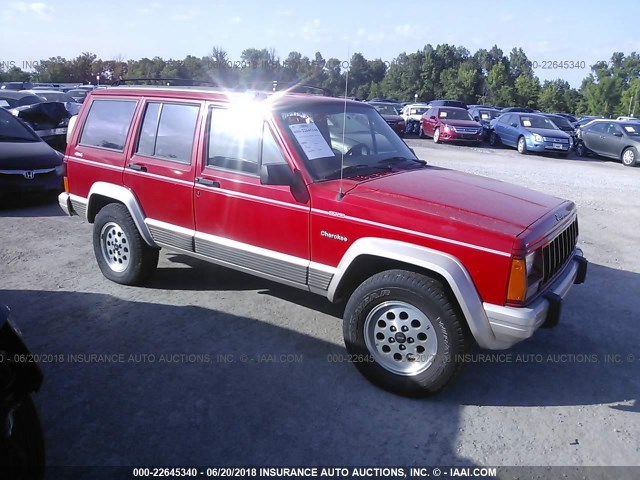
[63,177,69,193]
[507,258,527,303]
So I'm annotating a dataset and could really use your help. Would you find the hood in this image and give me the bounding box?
[345,167,565,238]
[381,114,403,122]
[441,119,481,128]
[0,139,62,169]
[527,127,571,138]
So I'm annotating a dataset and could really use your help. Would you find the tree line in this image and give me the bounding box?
[2,45,639,117]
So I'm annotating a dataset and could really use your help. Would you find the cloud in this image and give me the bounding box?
[170,7,198,22]
[10,2,54,19]
[230,16,241,24]
[395,24,414,36]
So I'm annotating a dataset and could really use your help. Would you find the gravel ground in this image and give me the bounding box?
[0,140,638,472]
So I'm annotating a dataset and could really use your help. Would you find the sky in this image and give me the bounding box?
[1,0,639,88]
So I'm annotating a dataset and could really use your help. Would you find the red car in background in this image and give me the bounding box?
[419,106,483,144]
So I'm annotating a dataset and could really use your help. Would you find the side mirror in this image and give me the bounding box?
[474,116,480,122]
[430,115,437,120]
[260,164,309,203]
[510,122,518,127]
[613,132,623,137]
[260,163,295,186]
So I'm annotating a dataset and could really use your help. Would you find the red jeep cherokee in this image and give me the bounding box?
[58,85,587,396]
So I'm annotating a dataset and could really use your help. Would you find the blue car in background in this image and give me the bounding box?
[489,112,573,156]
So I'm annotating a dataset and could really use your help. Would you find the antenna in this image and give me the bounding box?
[337,49,350,201]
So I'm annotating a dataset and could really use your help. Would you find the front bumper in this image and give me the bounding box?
[526,138,571,152]
[58,191,72,216]
[440,130,483,142]
[482,249,587,349]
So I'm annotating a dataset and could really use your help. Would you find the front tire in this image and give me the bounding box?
[489,131,500,147]
[433,127,441,144]
[93,203,159,285]
[343,270,467,397]
[517,136,527,154]
[575,142,587,157]
[621,147,638,167]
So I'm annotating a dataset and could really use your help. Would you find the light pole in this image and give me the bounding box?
[414,93,418,103]
[96,75,100,86]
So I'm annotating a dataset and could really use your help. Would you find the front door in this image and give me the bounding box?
[193,104,311,287]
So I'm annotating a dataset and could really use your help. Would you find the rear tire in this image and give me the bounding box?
[343,270,468,397]
[0,396,45,480]
[489,131,501,147]
[93,203,159,285]
[621,147,638,167]
[418,125,426,139]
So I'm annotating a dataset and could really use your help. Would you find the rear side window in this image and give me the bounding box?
[136,102,200,164]
[79,99,137,151]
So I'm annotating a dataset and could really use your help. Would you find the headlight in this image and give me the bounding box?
[533,133,543,143]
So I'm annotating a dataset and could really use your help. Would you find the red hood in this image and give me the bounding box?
[342,167,567,239]
[440,119,482,127]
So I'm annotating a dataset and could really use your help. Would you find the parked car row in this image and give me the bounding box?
[380,98,638,167]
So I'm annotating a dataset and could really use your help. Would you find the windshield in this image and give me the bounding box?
[520,115,558,130]
[36,92,76,103]
[622,124,640,135]
[409,107,428,115]
[439,108,473,121]
[277,103,420,182]
[478,109,501,120]
[0,108,39,142]
[68,89,88,97]
[547,116,572,129]
[373,104,399,116]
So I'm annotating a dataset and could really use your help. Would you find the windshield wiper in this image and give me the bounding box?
[325,164,392,180]
[376,156,427,168]
[0,135,37,142]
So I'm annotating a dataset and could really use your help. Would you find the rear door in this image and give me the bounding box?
[582,122,608,155]
[123,99,203,250]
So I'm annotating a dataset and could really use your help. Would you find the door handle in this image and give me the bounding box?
[128,163,147,172]
[196,177,220,188]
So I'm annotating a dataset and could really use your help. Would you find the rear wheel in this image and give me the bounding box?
[433,127,441,143]
[343,270,468,397]
[93,203,159,285]
[621,147,638,167]
[517,136,527,154]
[489,131,501,147]
[0,396,45,480]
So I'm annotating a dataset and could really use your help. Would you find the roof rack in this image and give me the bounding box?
[110,78,220,87]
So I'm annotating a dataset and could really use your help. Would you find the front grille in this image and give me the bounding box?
[452,126,481,134]
[541,218,578,284]
[543,136,569,143]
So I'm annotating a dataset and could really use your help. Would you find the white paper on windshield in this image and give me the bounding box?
[0,100,9,107]
[481,113,490,120]
[624,126,636,133]
[522,120,532,127]
[289,123,334,160]
[439,111,447,118]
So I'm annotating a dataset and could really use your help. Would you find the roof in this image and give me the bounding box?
[90,86,369,109]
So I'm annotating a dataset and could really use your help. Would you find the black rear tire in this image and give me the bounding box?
[343,270,468,397]
[93,203,159,285]
[0,396,46,480]
[489,131,501,147]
